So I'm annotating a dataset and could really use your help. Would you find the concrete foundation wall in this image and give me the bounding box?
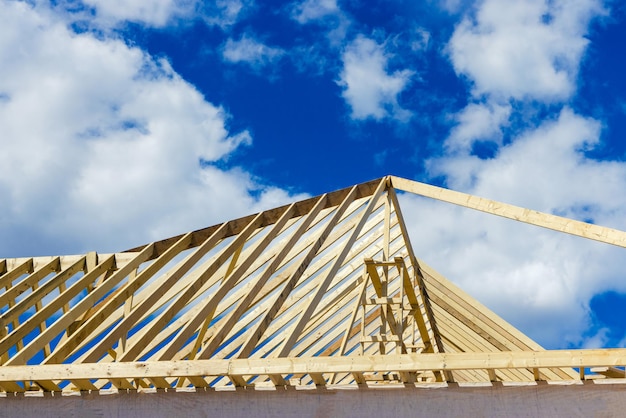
[2,382,626,418]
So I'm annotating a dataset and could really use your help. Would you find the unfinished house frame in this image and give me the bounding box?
[1,175,626,416]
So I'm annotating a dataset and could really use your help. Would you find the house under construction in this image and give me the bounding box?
[1,175,626,417]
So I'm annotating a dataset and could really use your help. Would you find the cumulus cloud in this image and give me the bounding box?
[338,36,414,122]
[448,0,604,101]
[222,34,285,70]
[0,1,301,257]
[441,0,605,156]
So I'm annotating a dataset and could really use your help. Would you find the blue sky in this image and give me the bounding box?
[1,0,626,350]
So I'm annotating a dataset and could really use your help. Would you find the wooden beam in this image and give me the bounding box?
[591,366,625,378]
[0,349,620,385]
[386,186,452,381]
[390,176,626,248]
[387,186,440,354]
[1,255,93,272]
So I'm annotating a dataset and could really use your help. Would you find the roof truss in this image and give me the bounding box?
[1,175,625,393]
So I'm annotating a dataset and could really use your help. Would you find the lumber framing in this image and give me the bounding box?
[0,349,624,388]
[0,175,623,393]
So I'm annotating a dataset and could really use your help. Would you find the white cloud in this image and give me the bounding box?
[290,0,350,46]
[82,0,189,27]
[438,0,474,14]
[582,328,611,349]
[437,109,626,213]
[338,36,414,122]
[408,28,431,52]
[200,0,252,29]
[78,0,250,28]
[406,108,626,348]
[448,0,604,101]
[222,34,285,69]
[291,0,339,23]
[0,1,302,257]
[445,102,511,153]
